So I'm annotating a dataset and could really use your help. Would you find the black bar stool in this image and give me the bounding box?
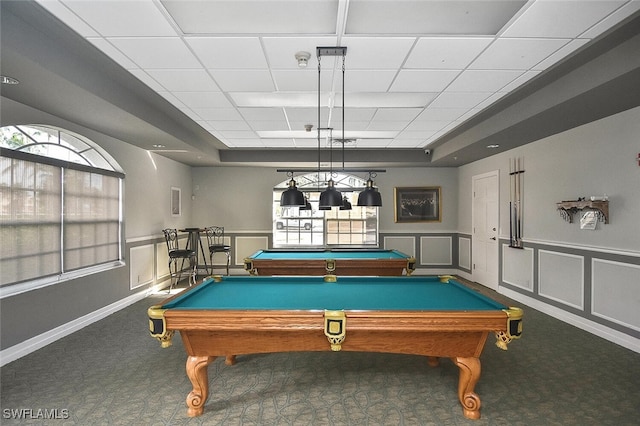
[205,226,231,275]
[162,228,196,292]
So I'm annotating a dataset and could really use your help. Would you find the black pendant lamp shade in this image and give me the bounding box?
[300,195,312,210]
[280,178,305,207]
[340,196,352,210]
[357,178,382,207]
[319,179,343,208]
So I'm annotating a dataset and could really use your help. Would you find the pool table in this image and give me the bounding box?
[244,248,416,276]
[148,275,522,420]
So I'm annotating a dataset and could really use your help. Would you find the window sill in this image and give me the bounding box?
[0,261,125,299]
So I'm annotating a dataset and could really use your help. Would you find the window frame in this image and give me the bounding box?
[1,126,125,297]
[272,172,379,248]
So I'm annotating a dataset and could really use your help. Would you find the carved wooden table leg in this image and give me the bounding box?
[185,355,215,417]
[452,356,482,419]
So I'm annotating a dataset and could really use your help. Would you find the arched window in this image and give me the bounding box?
[0,125,124,289]
[273,172,378,247]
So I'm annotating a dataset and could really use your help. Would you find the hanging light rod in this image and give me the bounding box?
[277,168,385,173]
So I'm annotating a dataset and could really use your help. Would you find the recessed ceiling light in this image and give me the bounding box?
[152,144,166,148]
[1,76,19,85]
[487,144,500,149]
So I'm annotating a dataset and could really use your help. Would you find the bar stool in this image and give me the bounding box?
[205,226,231,275]
[162,228,196,292]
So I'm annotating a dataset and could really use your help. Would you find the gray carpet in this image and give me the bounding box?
[1,283,639,425]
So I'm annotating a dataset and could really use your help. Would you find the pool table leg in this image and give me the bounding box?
[185,355,215,417]
[452,356,482,420]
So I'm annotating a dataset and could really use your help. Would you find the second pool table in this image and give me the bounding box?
[149,275,522,420]
[244,248,416,276]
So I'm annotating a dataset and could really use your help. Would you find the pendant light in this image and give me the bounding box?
[357,172,382,207]
[317,47,344,210]
[300,194,312,211]
[280,172,305,207]
[340,196,352,210]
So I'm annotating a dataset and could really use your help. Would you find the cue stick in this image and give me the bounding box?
[516,157,522,246]
[509,158,514,246]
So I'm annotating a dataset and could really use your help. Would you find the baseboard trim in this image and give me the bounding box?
[0,289,150,367]
[500,286,640,354]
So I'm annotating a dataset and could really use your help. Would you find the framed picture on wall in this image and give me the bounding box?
[171,187,181,216]
[394,187,441,223]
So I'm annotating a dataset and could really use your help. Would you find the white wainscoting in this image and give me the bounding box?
[539,250,584,310]
[502,244,534,291]
[458,237,471,270]
[420,236,452,265]
[592,258,640,331]
[155,242,170,281]
[129,244,154,290]
[383,236,415,258]
[235,236,269,267]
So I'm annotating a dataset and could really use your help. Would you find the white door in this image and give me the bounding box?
[472,171,499,290]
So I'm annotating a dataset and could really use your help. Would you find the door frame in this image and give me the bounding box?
[471,170,500,290]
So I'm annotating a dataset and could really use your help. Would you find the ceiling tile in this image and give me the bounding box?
[191,108,243,121]
[405,37,493,69]
[206,121,252,131]
[210,69,275,92]
[160,0,339,34]
[63,0,177,36]
[217,130,258,139]
[366,121,410,131]
[447,70,524,92]
[231,93,320,108]
[271,69,333,91]
[469,38,571,70]
[345,93,436,108]
[340,38,415,69]
[172,92,232,109]
[372,108,422,121]
[391,70,460,92]
[108,37,200,68]
[340,70,397,92]
[239,107,286,121]
[185,37,268,69]
[415,108,470,121]
[345,0,527,35]
[262,37,338,69]
[404,120,451,132]
[248,120,290,131]
[146,69,219,92]
[502,1,626,38]
[429,92,492,109]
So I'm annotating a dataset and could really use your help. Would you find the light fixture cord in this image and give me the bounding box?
[317,52,321,186]
[342,51,346,171]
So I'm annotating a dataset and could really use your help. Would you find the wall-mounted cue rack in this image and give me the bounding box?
[509,157,525,248]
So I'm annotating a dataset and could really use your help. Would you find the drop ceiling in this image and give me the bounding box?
[2,0,640,167]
